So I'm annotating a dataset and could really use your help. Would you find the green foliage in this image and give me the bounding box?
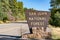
[24,7,28,12]
[9,0,18,20]
[50,0,60,27]
[0,0,25,21]
[3,17,8,22]
[0,0,9,21]
[17,2,25,20]
[54,12,60,26]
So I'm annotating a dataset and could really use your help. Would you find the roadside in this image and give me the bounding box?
[0,20,27,24]
[49,25,60,39]
[0,21,60,39]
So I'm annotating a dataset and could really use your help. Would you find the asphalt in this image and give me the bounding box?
[0,22,52,40]
[0,22,30,40]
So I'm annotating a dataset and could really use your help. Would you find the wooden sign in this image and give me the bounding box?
[25,10,50,29]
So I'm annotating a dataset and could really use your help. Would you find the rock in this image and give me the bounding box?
[22,27,51,39]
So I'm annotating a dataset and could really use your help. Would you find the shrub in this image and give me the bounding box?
[3,17,8,22]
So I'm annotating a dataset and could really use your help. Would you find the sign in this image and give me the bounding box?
[25,10,50,29]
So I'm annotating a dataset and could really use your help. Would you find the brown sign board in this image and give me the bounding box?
[25,10,50,29]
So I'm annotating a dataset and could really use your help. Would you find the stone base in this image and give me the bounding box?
[22,27,51,39]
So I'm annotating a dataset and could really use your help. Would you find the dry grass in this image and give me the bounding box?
[0,21,4,24]
[0,21,10,24]
[49,25,60,39]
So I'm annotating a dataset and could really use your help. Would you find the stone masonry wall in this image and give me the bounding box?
[22,27,51,39]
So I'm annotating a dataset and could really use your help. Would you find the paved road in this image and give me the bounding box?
[0,22,52,40]
[0,22,30,40]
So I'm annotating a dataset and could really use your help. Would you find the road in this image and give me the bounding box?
[0,22,52,40]
[0,22,30,40]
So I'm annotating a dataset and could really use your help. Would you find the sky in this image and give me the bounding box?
[17,0,50,11]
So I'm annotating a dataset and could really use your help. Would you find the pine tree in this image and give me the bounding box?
[0,0,9,21]
[17,2,25,20]
[50,0,60,26]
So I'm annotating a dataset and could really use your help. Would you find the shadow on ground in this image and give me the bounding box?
[0,34,21,40]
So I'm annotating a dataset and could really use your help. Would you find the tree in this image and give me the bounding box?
[0,0,10,21]
[17,2,25,20]
[24,7,28,12]
[0,0,25,21]
[50,0,60,26]
[9,0,18,21]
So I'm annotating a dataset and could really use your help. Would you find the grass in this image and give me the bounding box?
[0,21,4,24]
[49,25,60,39]
[0,20,10,24]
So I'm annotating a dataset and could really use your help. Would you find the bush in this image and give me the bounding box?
[3,17,8,22]
[49,12,60,27]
